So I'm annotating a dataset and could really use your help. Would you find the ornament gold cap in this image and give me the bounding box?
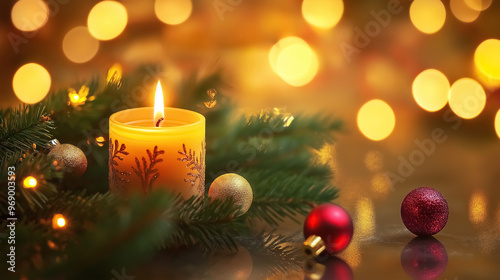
[304,258,325,280]
[303,235,326,257]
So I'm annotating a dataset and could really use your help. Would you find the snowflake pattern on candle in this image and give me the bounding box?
[132,146,165,193]
[177,141,205,196]
[109,138,131,191]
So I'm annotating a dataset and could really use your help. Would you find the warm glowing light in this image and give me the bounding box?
[23,176,37,188]
[62,26,99,63]
[13,63,51,104]
[88,1,128,41]
[474,39,500,88]
[269,37,304,73]
[107,63,123,85]
[409,0,446,34]
[96,136,106,147]
[464,0,492,11]
[448,78,486,119]
[302,0,344,29]
[154,81,165,126]
[11,0,49,32]
[57,218,65,227]
[342,241,361,268]
[269,37,319,87]
[364,150,383,172]
[412,69,450,112]
[68,86,89,107]
[357,99,396,141]
[370,173,391,196]
[469,192,487,225]
[155,0,193,25]
[356,198,375,237]
[450,0,480,23]
[313,144,337,172]
[495,110,500,139]
[52,214,67,229]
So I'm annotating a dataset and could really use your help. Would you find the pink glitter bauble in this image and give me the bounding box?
[401,187,449,236]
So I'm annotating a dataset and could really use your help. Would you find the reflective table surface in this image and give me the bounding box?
[137,130,500,280]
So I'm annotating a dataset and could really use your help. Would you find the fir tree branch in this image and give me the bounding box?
[0,104,54,160]
[37,191,174,280]
[243,169,338,226]
[165,195,247,252]
[237,232,303,277]
[0,153,61,217]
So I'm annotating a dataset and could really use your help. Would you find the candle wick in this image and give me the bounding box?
[156,118,164,127]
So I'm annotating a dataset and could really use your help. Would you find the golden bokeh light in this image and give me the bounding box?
[341,241,361,268]
[269,37,305,73]
[68,86,89,107]
[450,0,480,23]
[96,136,106,147]
[23,176,37,188]
[63,26,100,63]
[356,198,375,237]
[269,37,319,87]
[313,144,337,172]
[409,0,446,34]
[465,0,492,11]
[412,69,450,112]
[469,192,487,225]
[52,214,67,229]
[13,63,51,104]
[155,0,193,25]
[11,0,49,32]
[88,1,128,41]
[474,39,500,88]
[448,78,486,119]
[357,99,396,141]
[302,0,344,30]
[364,150,383,172]
[495,109,500,139]
[370,173,391,197]
[107,63,123,85]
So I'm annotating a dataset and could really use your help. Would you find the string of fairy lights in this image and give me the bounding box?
[19,175,67,230]
[8,0,500,140]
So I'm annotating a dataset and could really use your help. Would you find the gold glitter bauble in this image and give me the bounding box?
[208,173,253,216]
[48,143,87,178]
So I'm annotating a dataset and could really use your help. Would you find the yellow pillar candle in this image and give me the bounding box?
[108,83,205,198]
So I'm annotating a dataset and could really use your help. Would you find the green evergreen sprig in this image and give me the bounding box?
[0,104,54,160]
[0,153,61,216]
[0,66,341,279]
[245,169,337,226]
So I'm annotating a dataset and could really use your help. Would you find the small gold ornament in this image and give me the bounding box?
[208,173,253,217]
[48,140,87,178]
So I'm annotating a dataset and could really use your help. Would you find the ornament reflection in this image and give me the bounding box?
[400,237,448,280]
[304,256,353,280]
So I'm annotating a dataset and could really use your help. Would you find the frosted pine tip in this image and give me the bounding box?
[155,117,164,127]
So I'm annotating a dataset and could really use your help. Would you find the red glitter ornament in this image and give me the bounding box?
[401,187,449,236]
[303,203,353,254]
[400,237,448,280]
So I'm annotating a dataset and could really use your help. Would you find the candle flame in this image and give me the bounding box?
[154,81,165,127]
